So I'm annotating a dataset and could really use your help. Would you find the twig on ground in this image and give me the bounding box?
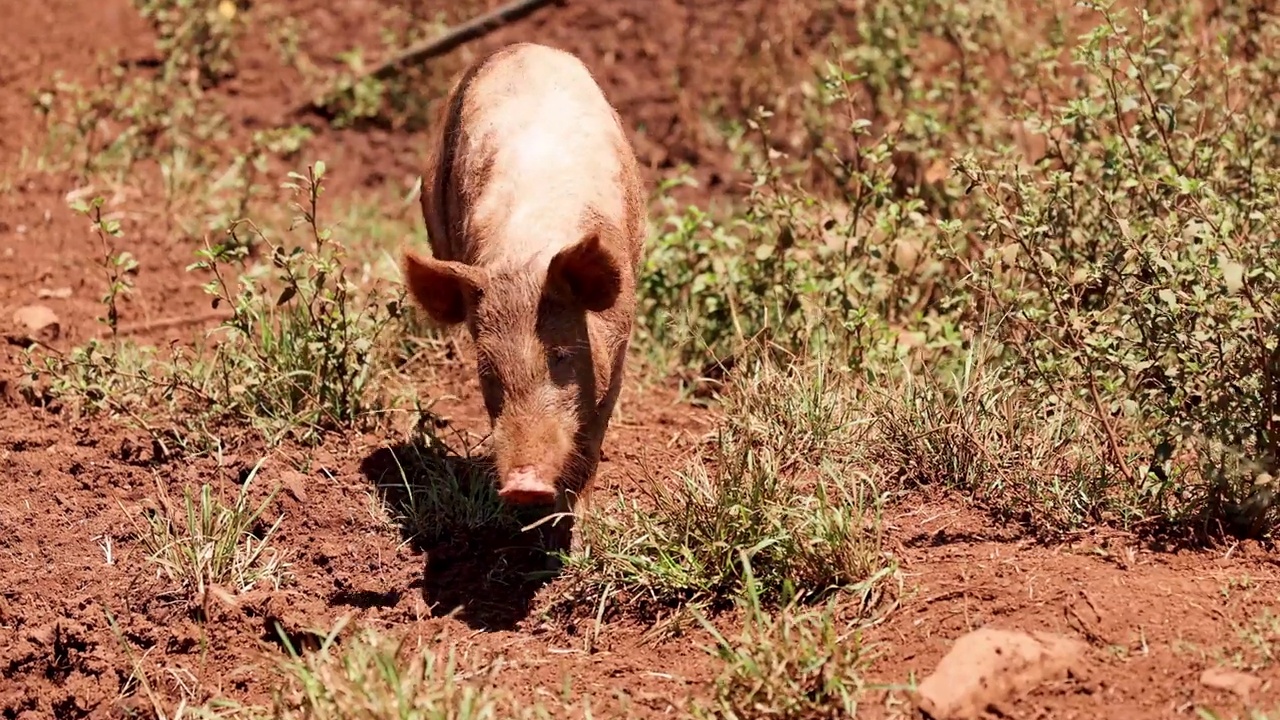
[286,0,564,118]
[103,310,235,338]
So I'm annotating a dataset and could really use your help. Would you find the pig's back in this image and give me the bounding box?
[452,44,634,270]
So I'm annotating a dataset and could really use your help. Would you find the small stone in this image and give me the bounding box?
[36,287,72,299]
[1199,667,1261,699]
[280,470,309,504]
[9,305,60,345]
[914,627,1088,720]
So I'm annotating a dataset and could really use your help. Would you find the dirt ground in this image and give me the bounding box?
[2,0,1279,718]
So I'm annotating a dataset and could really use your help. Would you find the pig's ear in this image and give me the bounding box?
[402,251,485,325]
[546,233,623,312]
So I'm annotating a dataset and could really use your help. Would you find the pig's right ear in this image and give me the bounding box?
[402,251,485,325]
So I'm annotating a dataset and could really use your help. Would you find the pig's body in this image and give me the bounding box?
[424,44,642,273]
[403,42,646,556]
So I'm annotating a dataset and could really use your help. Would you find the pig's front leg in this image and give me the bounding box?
[542,486,591,571]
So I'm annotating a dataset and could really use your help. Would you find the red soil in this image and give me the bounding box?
[1,0,1278,718]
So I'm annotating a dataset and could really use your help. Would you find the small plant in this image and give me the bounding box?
[1214,610,1280,673]
[136,458,290,603]
[692,555,878,720]
[32,65,228,183]
[33,162,412,452]
[308,3,479,130]
[133,0,242,87]
[70,195,138,336]
[370,424,519,546]
[190,124,314,243]
[267,627,505,720]
[560,350,892,616]
[188,161,408,444]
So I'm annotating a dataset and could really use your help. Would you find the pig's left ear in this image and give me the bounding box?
[547,232,624,312]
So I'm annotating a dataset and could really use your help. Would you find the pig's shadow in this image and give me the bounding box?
[359,433,560,631]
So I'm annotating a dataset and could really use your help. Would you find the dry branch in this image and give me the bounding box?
[101,310,235,338]
[287,0,564,118]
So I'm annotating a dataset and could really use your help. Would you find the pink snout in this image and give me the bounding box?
[497,465,558,506]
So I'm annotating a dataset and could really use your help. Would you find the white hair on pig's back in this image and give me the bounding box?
[459,44,631,273]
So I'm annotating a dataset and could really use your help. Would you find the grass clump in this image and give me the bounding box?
[562,349,892,616]
[366,426,520,547]
[692,557,878,720]
[202,626,591,720]
[136,458,289,602]
[1198,709,1280,720]
[871,347,1118,536]
[1218,610,1280,673]
[266,629,503,720]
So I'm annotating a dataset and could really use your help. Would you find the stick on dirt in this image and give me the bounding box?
[102,310,235,338]
[287,0,564,118]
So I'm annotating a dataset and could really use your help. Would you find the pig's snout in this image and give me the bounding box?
[492,409,575,506]
[498,465,559,505]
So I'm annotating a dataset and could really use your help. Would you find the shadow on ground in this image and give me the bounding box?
[359,433,561,631]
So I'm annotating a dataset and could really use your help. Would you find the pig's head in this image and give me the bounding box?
[402,233,631,506]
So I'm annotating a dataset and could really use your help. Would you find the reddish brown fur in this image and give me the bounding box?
[402,43,646,555]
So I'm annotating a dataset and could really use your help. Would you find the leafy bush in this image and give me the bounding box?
[955,4,1280,536]
[632,1,1280,539]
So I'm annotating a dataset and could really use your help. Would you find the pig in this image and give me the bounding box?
[401,42,646,556]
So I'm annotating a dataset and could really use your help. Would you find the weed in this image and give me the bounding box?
[135,458,289,603]
[307,1,484,130]
[133,0,242,88]
[189,161,408,444]
[370,425,519,546]
[952,3,1280,537]
[634,0,1280,541]
[32,65,228,183]
[692,555,878,720]
[561,349,892,617]
[71,195,138,336]
[33,163,411,450]
[1215,610,1280,672]
[192,125,314,244]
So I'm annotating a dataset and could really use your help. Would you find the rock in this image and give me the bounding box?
[9,305,60,345]
[36,287,72,300]
[1199,667,1261,700]
[0,377,21,406]
[279,470,309,504]
[914,627,1088,720]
